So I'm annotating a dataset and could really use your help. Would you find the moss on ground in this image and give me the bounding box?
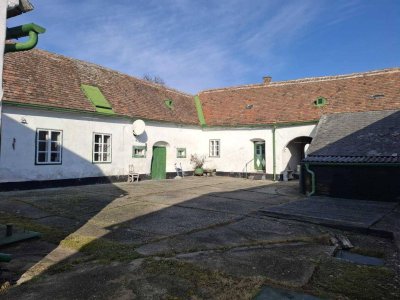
[60,234,141,263]
[308,257,400,299]
[0,212,65,243]
[142,258,263,300]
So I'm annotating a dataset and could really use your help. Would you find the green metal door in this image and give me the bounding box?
[254,143,266,171]
[151,146,166,180]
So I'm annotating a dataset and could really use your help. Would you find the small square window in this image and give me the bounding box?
[209,139,220,157]
[177,148,186,158]
[314,97,327,107]
[133,145,146,158]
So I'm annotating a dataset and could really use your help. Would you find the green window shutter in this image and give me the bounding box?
[81,84,115,114]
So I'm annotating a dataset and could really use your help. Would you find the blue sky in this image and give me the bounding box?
[7,0,400,94]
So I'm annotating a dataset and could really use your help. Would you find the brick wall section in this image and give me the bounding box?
[3,50,198,125]
[199,69,400,126]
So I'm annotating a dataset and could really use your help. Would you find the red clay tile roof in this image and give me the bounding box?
[3,49,400,127]
[3,49,199,125]
[199,68,400,126]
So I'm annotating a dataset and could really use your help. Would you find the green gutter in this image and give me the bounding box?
[194,95,206,126]
[5,23,46,53]
[2,100,198,126]
[304,163,315,196]
[202,119,319,129]
[272,125,276,181]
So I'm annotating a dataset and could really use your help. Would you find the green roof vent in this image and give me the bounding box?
[164,99,174,109]
[81,84,115,114]
[314,97,327,108]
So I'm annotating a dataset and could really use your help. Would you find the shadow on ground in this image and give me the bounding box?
[0,177,399,299]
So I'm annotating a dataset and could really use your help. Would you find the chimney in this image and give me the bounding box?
[263,76,272,85]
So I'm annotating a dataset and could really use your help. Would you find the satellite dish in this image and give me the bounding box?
[132,119,146,136]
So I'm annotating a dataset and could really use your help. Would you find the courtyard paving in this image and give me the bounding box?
[0,177,399,299]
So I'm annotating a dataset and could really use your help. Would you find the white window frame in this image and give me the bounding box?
[209,139,220,157]
[93,133,112,163]
[35,129,63,165]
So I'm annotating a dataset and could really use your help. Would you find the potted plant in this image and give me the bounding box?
[190,154,206,176]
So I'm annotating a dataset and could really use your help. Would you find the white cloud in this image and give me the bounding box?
[7,0,361,93]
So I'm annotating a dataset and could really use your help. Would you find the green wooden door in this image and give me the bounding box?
[151,146,166,179]
[254,143,266,171]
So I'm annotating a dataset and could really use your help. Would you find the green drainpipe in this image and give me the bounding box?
[272,125,276,181]
[5,23,46,53]
[304,163,315,197]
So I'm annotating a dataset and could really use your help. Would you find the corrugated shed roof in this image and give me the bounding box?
[3,49,199,125]
[304,110,400,164]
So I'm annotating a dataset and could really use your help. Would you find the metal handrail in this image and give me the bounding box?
[243,158,254,179]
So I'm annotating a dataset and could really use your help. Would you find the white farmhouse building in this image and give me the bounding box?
[0,49,399,190]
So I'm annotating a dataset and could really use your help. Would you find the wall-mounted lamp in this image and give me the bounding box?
[245,104,253,109]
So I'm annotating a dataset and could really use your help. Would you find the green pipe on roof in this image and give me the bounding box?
[194,95,206,126]
[5,23,46,53]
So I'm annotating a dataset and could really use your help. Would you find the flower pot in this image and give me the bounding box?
[194,167,204,176]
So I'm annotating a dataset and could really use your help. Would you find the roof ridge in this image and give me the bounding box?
[200,67,400,94]
[323,108,400,117]
[32,49,194,98]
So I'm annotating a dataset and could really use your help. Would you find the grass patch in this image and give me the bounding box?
[142,258,263,300]
[60,234,141,263]
[0,212,66,243]
[309,257,400,299]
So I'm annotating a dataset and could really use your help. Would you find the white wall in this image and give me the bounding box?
[201,125,316,175]
[0,107,203,182]
[276,125,316,174]
[200,128,272,173]
[0,1,7,133]
[0,106,317,182]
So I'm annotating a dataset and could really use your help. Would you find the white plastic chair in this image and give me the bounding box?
[128,164,140,182]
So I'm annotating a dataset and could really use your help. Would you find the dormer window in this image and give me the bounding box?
[81,84,115,115]
[164,99,174,109]
[314,97,327,107]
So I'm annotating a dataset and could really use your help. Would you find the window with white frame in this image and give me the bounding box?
[209,139,220,157]
[36,129,62,164]
[177,148,186,158]
[93,133,112,163]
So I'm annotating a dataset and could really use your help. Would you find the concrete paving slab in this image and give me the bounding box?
[175,243,336,287]
[260,197,397,234]
[83,201,165,227]
[136,216,325,256]
[176,195,265,215]
[136,220,251,255]
[0,199,52,219]
[210,189,278,202]
[124,204,236,236]
[132,191,201,206]
[34,216,84,231]
[2,177,397,299]
[227,216,325,241]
